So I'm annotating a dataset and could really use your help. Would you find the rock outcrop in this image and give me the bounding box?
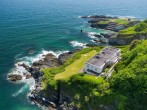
[8,74,22,81]
[26,74,32,79]
[108,34,147,45]
[18,63,30,71]
[58,51,74,64]
[33,53,60,68]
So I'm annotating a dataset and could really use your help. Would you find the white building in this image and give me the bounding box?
[84,46,120,75]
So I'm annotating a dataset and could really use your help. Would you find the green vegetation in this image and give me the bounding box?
[42,40,147,110]
[98,18,129,25]
[119,26,136,35]
[111,40,147,110]
[118,20,147,38]
[61,74,115,110]
[42,47,102,88]
[55,50,97,80]
[98,20,110,24]
[135,20,147,32]
[113,19,129,25]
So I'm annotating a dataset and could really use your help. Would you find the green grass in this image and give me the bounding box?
[118,20,147,37]
[119,26,136,35]
[98,20,110,24]
[114,19,129,25]
[98,18,129,25]
[42,47,102,88]
[54,50,97,80]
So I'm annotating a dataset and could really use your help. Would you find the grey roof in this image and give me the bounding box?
[87,46,120,67]
[101,46,119,55]
[87,54,109,67]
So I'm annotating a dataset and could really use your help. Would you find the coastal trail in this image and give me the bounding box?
[54,50,97,80]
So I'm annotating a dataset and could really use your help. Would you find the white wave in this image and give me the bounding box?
[9,50,67,76]
[70,41,87,48]
[12,84,28,97]
[87,15,92,17]
[88,32,97,39]
[18,50,67,65]
[106,14,136,19]
[78,16,82,18]
[8,62,30,77]
[118,15,136,19]
[9,49,68,97]
[81,21,88,27]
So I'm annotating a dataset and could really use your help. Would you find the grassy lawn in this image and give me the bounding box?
[98,20,110,24]
[98,18,129,25]
[54,50,97,80]
[114,19,129,25]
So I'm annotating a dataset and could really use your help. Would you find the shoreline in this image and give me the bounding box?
[7,15,141,110]
[8,49,81,110]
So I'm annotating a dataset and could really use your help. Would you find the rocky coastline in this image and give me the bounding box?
[8,49,80,110]
[7,15,143,110]
[81,15,141,45]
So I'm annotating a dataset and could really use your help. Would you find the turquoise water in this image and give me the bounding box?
[0,0,147,109]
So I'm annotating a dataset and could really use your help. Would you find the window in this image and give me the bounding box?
[95,68,97,71]
[87,64,89,68]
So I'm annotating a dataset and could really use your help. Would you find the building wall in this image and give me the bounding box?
[84,47,120,75]
[84,63,103,74]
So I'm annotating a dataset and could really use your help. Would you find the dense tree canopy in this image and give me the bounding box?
[135,20,147,32]
[111,40,147,110]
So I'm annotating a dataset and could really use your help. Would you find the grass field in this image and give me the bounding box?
[98,18,129,25]
[54,50,97,80]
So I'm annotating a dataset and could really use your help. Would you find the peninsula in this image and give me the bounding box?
[82,15,147,45]
[8,15,147,110]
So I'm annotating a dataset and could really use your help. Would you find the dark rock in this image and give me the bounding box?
[100,33,111,38]
[90,23,108,29]
[88,18,107,23]
[18,63,30,71]
[93,39,100,43]
[128,21,140,26]
[8,74,22,81]
[94,34,102,38]
[100,33,116,38]
[86,44,98,47]
[58,52,74,64]
[29,67,42,79]
[108,34,147,45]
[33,53,59,68]
[26,74,32,79]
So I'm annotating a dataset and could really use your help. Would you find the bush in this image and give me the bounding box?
[135,20,147,32]
[111,40,147,109]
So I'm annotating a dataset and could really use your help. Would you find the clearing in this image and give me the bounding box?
[54,50,97,80]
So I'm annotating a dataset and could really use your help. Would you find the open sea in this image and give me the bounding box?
[0,0,147,109]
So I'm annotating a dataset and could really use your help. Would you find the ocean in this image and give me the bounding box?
[0,0,147,109]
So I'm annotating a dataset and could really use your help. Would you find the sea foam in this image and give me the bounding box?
[70,41,87,48]
[9,49,68,97]
[88,32,97,39]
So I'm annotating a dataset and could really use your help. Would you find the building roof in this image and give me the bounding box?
[87,54,109,68]
[101,46,120,55]
[87,46,120,68]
